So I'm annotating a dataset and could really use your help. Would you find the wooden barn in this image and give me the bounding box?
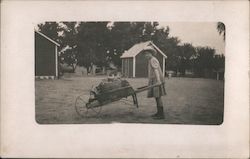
[121,41,167,78]
[35,31,60,79]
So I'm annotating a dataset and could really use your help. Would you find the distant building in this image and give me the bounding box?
[120,41,167,78]
[35,31,60,79]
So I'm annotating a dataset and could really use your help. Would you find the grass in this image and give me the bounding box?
[35,76,224,125]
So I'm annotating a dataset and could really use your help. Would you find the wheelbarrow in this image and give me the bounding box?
[75,82,161,118]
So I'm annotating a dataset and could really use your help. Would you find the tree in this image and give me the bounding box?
[60,47,78,72]
[76,22,110,72]
[107,22,134,66]
[194,47,216,77]
[60,22,78,48]
[37,22,63,45]
[59,22,79,72]
[217,22,225,41]
[178,43,196,75]
[213,54,225,71]
[106,22,157,67]
[151,27,181,72]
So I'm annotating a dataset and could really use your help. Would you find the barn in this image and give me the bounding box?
[121,41,167,78]
[35,31,60,79]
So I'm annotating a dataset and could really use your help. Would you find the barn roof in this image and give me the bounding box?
[35,31,60,46]
[120,41,167,58]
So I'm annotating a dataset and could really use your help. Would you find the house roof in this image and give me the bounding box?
[120,41,167,58]
[35,31,60,46]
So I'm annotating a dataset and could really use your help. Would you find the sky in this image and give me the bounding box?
[159,22,225,55]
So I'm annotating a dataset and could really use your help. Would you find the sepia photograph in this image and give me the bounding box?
[1,1,249,158]
[35,22,225,125]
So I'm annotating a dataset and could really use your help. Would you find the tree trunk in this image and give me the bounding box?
[102,66,106,74]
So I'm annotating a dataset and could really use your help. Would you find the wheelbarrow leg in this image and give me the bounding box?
[132,94,139,108]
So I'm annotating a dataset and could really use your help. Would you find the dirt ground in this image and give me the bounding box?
[35,76,224,125]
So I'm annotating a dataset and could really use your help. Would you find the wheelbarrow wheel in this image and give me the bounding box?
[75,95,102,118]
[75,95,88,118]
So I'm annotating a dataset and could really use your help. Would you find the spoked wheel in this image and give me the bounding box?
[88,102,102,117]
[75,95,102,118]
[75,95,88,118]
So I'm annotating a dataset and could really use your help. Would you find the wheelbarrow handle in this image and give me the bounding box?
[135,83,162,93]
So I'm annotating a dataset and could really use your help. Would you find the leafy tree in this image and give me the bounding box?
[194,47,216,77]
[217,22,225,41]
[107,22,134,66]
[178,43,197,75]
[60,22,78,48]
[37,22,63,45]
[106,22,157,66]
[151,27,181,72]
[76,22,110,71]
[213,54,225,71]
[58,22,79,72]
[60,47,78,72]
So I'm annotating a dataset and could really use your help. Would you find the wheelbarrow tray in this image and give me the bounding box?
[95,86,135,104]
[90,83,162,107]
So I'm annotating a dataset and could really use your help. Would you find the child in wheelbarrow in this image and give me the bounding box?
[143,46,166,119]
